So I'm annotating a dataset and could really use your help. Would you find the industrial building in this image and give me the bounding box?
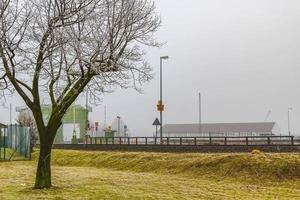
[16,104,91,143]
[162,122,281,137]
[87,116,129,138]
[16,105,130,143]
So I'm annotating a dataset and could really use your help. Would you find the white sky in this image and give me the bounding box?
[1,0,300,136]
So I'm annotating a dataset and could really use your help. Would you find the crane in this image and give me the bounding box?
[264,110,272,122]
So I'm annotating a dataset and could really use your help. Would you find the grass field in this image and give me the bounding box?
[0,148,12,159]
[0,150,299,199]
[0,148,24,161]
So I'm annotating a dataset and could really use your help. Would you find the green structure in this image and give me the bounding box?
[16,105,91,143]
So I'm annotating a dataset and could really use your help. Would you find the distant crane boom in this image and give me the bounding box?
[264,110,271,122]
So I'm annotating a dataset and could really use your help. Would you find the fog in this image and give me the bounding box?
[1,0,299,136]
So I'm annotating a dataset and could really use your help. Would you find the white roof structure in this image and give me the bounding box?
[163,122,278,134]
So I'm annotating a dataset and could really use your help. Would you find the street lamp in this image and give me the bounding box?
[117,116,121,136]
[198,92,201,135]
[124,124,128,137]
[72,103,77,144]
[159,56,169,143]
[86,90,89,132]
[288,107,292,136]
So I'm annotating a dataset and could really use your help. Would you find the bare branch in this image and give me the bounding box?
[0,0,160,128]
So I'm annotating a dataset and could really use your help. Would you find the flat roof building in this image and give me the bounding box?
[162,122,280,137]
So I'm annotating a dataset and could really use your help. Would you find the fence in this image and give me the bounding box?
[85,136,296,146]
[0,124,31,161]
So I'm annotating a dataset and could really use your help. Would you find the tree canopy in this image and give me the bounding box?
[0,0,161,188]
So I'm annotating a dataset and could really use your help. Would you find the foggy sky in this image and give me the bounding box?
[1,0,299,136]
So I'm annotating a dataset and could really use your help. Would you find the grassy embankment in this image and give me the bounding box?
[0,149,299,199]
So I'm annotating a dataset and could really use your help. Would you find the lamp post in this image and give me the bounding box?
[124,124,127,137]
[288,107,292,136]
[117,116,121,137]
[104,105,107,129]
[72,103,78,144]
[86,90,89,131]
[159,56,169,143]
[199,92,201,135]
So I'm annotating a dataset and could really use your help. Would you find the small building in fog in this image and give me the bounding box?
[162,122,280,137]
[16,104,92,143]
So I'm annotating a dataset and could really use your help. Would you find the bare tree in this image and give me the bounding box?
[17,111,39,152]
[0,0,160,188]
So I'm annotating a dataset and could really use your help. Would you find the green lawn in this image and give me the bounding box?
[0,150,299,199]
[0,148,26,161]
[1,148,14,160]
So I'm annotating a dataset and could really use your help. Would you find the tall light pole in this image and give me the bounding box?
[86,90,89,133]
[104,105,107,129]
[117,116,121,136]
[124,124,127,137]
[72,102,77,144]
[288,107,292,136]
[199,92,201,135]
[159,56,169,143]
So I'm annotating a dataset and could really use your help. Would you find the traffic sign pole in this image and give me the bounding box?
[152,118,161,138]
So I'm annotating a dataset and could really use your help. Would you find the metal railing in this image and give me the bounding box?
[85,136,296,146]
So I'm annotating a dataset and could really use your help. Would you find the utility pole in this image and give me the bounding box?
[124,125,127,137]
[199,92,201,135]
[86,90,89,132]
[71,102,78,144]
[117,116,121,136]
[288,108,292,136]
[104,105,107,129]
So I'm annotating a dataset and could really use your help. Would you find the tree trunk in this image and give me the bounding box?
[34,135,54,189]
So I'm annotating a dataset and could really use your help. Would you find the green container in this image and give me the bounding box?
[105,130,117,143]
[105,130,115,138]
